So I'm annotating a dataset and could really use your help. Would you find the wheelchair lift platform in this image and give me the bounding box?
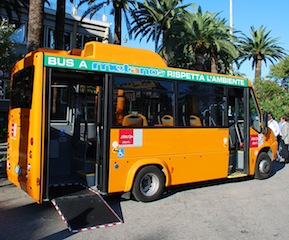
[51,184,123,232]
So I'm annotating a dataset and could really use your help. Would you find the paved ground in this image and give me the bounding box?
[1,161,289,240]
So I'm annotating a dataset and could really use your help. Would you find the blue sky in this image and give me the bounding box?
[121,0,289,80]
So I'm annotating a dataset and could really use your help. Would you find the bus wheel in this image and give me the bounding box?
[132,166,165,202]
[254,152,272,180]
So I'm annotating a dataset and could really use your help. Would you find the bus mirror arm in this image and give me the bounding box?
[262,112,268,134]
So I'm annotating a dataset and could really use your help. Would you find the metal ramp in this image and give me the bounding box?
[51,185,123,232]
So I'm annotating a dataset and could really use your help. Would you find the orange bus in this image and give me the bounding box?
[7,41,278,205]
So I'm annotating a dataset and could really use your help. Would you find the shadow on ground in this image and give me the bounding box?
[158,159,286,201]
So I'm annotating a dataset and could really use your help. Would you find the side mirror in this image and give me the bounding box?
[262,112,268,134]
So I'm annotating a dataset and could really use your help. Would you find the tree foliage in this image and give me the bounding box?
[130,0,193,53]
[253,78,289,120]
[164,7,238,73]
[0,18,18,73]
[268,56,289,90]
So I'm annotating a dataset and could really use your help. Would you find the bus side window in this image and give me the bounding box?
[112,76,174,127]
[178,82,225,127]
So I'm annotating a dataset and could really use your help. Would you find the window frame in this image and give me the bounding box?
[10,66,34,109]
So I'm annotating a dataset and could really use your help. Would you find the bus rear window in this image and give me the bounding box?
[10,66,34,109]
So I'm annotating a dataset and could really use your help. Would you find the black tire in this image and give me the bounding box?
[132,165,165,202]
[254,152,272,180]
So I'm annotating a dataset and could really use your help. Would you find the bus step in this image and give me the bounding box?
[51,186,124,232]
[73,158,95,172]
[228,171,248,179]
[77,170,96,187]
[73,156,95,162]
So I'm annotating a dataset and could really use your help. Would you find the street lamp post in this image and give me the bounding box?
[230,0,233,35]
[229,0,233,75]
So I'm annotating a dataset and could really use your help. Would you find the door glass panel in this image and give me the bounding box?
[51,84,68,121]
[249,89,261,132]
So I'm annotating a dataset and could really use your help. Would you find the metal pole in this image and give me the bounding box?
[230,0,233,34]
[229,0,233,75]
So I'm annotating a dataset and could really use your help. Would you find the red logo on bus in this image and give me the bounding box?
[119,129,134,145]
[250,134,258,148]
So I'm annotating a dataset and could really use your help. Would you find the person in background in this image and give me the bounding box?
[280,115,289,163]
[268,112,280,138]
[268,113,281,160]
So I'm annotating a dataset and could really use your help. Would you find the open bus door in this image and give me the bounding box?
[228,87,249,177]
[44,69,105,191]
[43,69,123,231]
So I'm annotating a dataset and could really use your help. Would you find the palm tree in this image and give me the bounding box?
[27,0,45,52]
[78,0,137,45]
[130,0,194,55]
[160,11,194,68]
[164,7,238,73]
[238,26,287,79]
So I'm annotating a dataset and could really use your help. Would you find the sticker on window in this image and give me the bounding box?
[119,129,143,147]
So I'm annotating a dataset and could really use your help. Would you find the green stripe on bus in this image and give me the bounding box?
[44,55,248,87]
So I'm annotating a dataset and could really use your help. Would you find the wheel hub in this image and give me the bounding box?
[259,159,270,174]
[140,173,159,196]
